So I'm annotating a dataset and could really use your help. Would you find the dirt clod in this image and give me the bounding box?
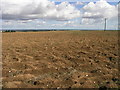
[2,31,119,88]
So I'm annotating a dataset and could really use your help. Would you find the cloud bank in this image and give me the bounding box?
[1,0,80,21]
[82,0,118,24]
[1,0,118,29]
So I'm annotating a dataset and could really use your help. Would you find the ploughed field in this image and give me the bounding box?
[2,31,119,88]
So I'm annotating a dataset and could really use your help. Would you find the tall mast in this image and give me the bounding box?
[104,18,107,31]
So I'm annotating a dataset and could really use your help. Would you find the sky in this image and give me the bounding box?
[0,0,119,30]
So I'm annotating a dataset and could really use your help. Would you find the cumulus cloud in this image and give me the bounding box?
[1,0,80,21]
[82,19,95,24]
[82,0,118,21]
[76,1,84,5]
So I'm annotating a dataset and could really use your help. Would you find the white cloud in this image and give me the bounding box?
[17,20,33,23]
[81,18,104,24]
[1,0,81,21]
[36,21,46,25]
[82,19,95,24]
[64,21,74,25]
[82,0,118,23]
[3,21,12,25]
[51,21,79,27]
[76,1,84,5]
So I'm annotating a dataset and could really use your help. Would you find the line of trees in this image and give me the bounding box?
[3,30,16,32]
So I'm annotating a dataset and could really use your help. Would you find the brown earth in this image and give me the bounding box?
[2,31,119,88]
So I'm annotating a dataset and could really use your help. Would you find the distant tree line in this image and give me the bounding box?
[3,30,16,32]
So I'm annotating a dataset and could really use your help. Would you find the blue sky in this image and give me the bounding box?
[49,0,119,2]
[1,0,119,30]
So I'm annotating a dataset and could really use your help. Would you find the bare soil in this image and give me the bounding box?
[2,31,119,88]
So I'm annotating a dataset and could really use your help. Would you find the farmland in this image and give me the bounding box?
[2,31,119,88]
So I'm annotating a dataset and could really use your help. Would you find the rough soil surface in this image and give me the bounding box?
[2,31,119,88]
